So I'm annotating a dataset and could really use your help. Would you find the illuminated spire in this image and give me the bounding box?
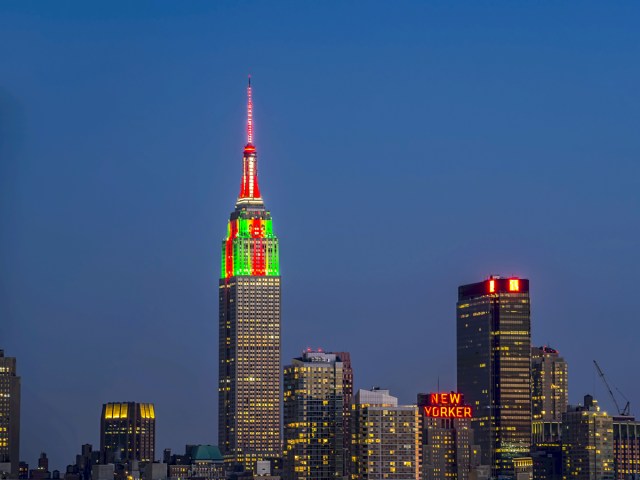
[238,76,261,203]
[247,75,253,145]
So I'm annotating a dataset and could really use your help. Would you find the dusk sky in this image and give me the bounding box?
[1,1,639,470]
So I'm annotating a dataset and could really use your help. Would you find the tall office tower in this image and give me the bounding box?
[417,392,474,480]
[456,276,531,478]
[351,388,420,480]
[100,402,156,463]
[0,349,21,477]
[612,416,640,480]
[562,395,614,480]
[218,78,281,470]
[531,346,568,423]
[283,351,345,480]
[530,346,567,480]
[327,351,353,477]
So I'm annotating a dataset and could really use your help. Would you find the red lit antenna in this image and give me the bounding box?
[247,75,253,145]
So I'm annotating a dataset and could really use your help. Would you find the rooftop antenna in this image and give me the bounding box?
[246,75,253,145]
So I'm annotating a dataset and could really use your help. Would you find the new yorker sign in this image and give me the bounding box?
[422,392,472,419]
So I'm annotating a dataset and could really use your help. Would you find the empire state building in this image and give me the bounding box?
[218,78,281,470]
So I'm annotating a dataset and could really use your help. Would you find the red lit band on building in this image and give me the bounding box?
[423,393,473,419]
[488,276,521,293]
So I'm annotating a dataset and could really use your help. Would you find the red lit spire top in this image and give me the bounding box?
[238,76,261,204]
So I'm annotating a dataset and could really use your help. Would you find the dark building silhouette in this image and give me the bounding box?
[63,444,100,480]
[0,350,20,477]
[456,276,531,478]
[328,351,353,476]
[100,402,156,463]
[30,453,51,480]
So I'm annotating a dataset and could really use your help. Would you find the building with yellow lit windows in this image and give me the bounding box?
[531,346,568,423]
[100,402,156,464]
[351,388,420,480]
[530,346,567,480]
[417,393,474,480]
[613,415,640,480]
[218,79,281,471]
[283,351,347,480]
[562,395,614,480]
[456,276,532,479]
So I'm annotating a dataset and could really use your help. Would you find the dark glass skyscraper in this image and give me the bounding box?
[456,276,531,478]
[218,79,281,470]
[100,402,156,463]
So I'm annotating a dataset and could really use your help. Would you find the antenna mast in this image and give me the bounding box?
[247,75,253,145]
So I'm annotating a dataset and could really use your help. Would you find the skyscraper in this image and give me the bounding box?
[283,351,345,480]
[100,402,156,463]
[530,345,567,480]
[0,350,21,477]
[531,346,568,423]
[456,276,532,478]
[351,388,420,480]
[218,78,281,470]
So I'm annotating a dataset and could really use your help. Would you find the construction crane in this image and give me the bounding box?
[593,360,631,416]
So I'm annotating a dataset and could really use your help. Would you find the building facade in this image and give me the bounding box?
[218,78,281,470]
[612,416,640,480]
[0,349,21,477]
[562,395,614,480]
[417,393,473,480]
[531,346,568,423]
[456,276,532,478]
[283,351,345,480]
[351,388,420,480]
[531,421,562,480]
[100,402,156,463]
[166,445,225,480]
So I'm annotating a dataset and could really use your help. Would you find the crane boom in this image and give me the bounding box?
[593,360,629,416]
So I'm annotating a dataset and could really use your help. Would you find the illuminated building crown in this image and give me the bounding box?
[221,77,279,279]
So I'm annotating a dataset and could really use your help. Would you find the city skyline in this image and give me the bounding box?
[1,1,639,469]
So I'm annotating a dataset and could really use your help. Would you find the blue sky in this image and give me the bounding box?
[1,1,639,469]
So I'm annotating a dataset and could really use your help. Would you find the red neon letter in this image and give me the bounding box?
[450,393,461,405]
[424,406,432,416]
[489,279,496,293]
[464,407,472,418]
[509,279,520,291]
[430,394,438,405]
